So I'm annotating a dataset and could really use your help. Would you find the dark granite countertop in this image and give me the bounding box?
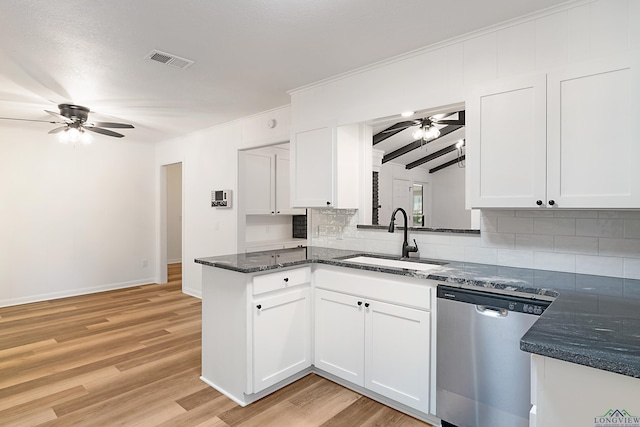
[195,246,640,379]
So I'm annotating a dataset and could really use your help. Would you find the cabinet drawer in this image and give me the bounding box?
[314,266,432,310]
[253,267,311,295]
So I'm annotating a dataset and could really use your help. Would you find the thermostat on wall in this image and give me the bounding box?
[211,189,232,208]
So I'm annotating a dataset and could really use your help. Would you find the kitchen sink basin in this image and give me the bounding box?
[341,256,444,271]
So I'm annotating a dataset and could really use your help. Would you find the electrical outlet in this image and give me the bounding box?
[142,259,148,268]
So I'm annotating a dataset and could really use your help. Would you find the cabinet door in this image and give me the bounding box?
[275,155,305,215]
[547,52,640,208]
[364,300,430,413]
[252,287,311,393]
[243,151,275,214]
[291,124,335,208]
[314,289,365,386]
[468,74,547,208]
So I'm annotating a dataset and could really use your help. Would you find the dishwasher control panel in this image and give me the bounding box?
[437,285,550,316]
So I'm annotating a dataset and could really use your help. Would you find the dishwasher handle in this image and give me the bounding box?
[476,305,508,318]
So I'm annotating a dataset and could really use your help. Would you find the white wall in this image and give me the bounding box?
[430,164,470,229]
[166,162,182,263]
[155,106,291,297]
[0,124,156,307]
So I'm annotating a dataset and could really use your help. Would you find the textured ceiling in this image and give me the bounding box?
[0,0,570,143]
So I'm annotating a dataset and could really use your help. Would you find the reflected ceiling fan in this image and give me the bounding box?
[380,111,465,141]
[0,103,134,142]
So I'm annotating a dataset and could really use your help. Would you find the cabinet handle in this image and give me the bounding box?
[357,301,362,306]
[256,304,262,310]
[283,277,289,282]
[536,200,543,206]
[364,302,370,308]
[548,200,555,206]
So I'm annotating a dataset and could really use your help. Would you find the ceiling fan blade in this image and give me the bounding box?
[91,121,135,129]
[44,109,73,123]
[84,126,125,138]
[48,126,67,134]
[0,116,60,124]
[381,120,420,133]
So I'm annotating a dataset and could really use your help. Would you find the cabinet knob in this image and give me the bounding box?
[548,200,555,206]
[536,200,543,206]
[364,302,370,308]
[277,211,280,214]
[283,277,289,283]
[357,301,362,306]
[256,304,262,310]
[271,211,275,214]
[326,201,331,206]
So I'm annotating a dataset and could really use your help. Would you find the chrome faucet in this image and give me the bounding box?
[388,207,419,258]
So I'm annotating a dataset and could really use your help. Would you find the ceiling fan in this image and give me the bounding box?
[380,111,465,136]
[0,103,134,141]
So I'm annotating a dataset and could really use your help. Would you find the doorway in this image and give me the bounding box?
[160,162,183,284]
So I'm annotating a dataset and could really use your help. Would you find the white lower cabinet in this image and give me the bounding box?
[314,288,431,413]
[365,299,430,411]
[315,290,365,385]
[252,287,311,393]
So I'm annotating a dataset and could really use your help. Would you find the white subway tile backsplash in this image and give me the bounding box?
[481,216,498,232]
[623,258,640,280]
[497,217,534,234]
[553,210,599,219]
[497,249,535,268]
[311,208,640,280]
[534,252,576,273]
[599,238,640,258]
[599,210,640,219]
[515,209,554,218]
[465,246,498,264]
[436,245,466,262]
[576,219,623,238]
[449,235,482,247]
[553,236,598,255]
[515,234,554,251]
[533,218,576,236]
[481,210,516,218]
[575,255,623,277]
[481,232,515,249]
[624,220,640,239]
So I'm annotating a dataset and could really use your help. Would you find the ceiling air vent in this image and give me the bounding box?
[145,50,194,70]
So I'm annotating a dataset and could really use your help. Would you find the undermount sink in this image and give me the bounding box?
[341,256,444,272]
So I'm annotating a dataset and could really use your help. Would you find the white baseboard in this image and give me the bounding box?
[168,259,182,264]
[182,287,202,299]
[0,278,156,308]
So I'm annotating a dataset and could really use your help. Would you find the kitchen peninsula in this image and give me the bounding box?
[195,246,640,426]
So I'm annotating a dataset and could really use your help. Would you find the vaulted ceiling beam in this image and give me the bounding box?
[373,126,406,145]
[429,155,465,173]
[382,124,463,164]
[405,142,459,169]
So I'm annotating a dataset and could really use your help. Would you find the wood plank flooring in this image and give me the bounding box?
[0,263,433,426]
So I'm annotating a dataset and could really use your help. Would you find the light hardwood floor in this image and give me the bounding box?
[0,263,433,426]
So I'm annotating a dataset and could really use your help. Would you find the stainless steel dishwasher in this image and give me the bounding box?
[436,285,550,427]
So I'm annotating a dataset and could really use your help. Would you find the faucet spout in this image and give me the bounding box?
[388,207,419,258]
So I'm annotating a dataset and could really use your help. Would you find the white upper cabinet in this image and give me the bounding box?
[242,150,275,214]
[469,51,640,209]
[546,52,640,208]
[290,122,362,209]
[241,146,304,215]
[468,73,547,208]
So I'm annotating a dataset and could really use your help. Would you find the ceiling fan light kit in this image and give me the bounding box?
[0,103,134,144]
